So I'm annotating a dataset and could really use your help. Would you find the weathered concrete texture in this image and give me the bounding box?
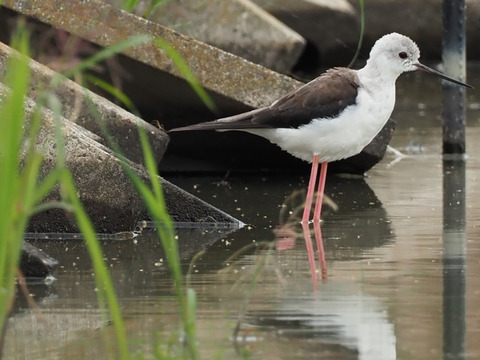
[0,80,241,232]
[0,41,168,166]
[1,0,301,111]
[11,87,150,232]
[110,0,305,74]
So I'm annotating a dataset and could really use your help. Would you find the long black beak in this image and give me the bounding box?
[414,63,473,89]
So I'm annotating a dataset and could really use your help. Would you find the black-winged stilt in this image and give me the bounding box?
[169,33,472,223]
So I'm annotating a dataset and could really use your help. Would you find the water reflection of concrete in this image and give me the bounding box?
[15,223,238,308]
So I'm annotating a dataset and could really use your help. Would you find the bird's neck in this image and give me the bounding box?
[357,61,400,93]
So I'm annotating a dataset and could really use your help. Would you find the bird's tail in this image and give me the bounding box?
[168,108,265,132]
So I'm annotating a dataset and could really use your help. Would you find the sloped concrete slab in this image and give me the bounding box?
[2,0,301,111]
[0,82,241,232]
[0,41,168,166]
[112,0,305,74]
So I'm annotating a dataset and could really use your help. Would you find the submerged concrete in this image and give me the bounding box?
[19,99,241,232]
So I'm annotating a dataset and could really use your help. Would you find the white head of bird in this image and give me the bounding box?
[364,33,421,81]
[362,32,472,88]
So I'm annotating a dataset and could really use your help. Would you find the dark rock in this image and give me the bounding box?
[163,118,395,175]
[20,242,58,278]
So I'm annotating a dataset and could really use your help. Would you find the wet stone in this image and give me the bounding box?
[20,242,58,278]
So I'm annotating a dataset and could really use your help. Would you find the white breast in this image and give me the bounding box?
[247,85,396,163]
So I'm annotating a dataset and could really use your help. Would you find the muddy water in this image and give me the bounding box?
[4,67,480,359]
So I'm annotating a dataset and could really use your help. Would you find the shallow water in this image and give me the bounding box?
[4,67,480,359]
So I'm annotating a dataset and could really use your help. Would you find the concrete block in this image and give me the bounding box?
[1,0,302,112]
[0,41,168,166]
[253,0,358,73]
[345,0,480,61]
[110,0,306,74]
[0,81,241,232]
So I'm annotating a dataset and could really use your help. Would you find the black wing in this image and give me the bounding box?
[169,67,359,132]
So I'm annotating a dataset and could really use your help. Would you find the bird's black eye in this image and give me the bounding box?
[398,52,408,59]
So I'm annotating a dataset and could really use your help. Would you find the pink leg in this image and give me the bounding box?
[302,155,320,223]
[313,162,328,222]
[301,222,318,284]
[313,221,327,280]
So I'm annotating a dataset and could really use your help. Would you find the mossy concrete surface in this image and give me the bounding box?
[0,41,168,167]
[2,0,302,110]
[109,0,306,74]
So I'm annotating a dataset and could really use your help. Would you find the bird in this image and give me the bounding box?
[169,33,472,223]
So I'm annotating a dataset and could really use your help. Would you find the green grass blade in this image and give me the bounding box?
[142,0,173,18]
[153,37,217,113]
[0,20,33,343]
[49,67,131,359]
[137,127,163,200]
[61,35,152,81]
[84,93,199,358]
[121,0,139,12]
[85,74,140,116]
[60,170,130,360]
[348,0,365,68]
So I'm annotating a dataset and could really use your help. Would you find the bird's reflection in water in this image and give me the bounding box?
[273,189,335,284]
